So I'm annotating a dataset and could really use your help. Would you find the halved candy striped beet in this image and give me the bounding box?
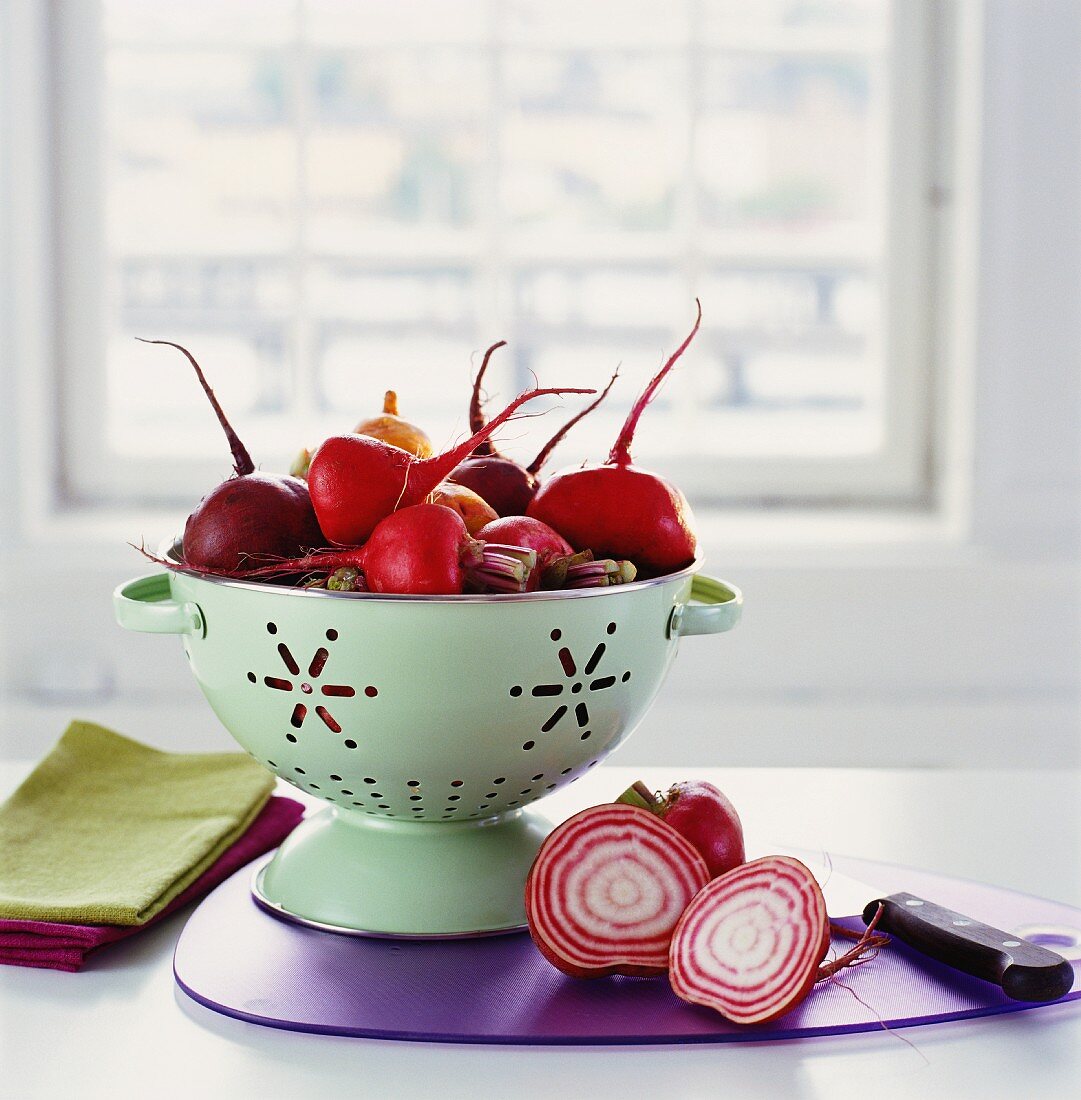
[525,804,710,978]
[668,855,830,1024]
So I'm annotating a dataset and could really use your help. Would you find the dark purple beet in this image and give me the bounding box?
[451,455,537,517]
[140,339,325,572]
[182,472,324,572]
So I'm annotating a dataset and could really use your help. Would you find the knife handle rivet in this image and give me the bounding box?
[1002,940,1022,947]
[953,919,972,926]
[905,899,924,907]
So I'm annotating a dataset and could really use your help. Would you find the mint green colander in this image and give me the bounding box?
[114,555,740,936]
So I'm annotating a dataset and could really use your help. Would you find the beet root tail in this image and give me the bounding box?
[468,340,508,456]
[403,385,596,509]
[137,338,256,477]
[607,300,702,467]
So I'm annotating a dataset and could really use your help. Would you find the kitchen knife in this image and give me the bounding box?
[770,847,1075,1003]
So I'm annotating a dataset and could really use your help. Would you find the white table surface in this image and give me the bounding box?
[2,762,1079,1100]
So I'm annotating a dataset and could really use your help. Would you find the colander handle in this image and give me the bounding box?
[114,573,205,637]
[669,575,742,638]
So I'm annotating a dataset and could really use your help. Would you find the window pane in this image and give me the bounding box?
[503,52,685,234]
[306,48,486,251]
[93,0,911,500]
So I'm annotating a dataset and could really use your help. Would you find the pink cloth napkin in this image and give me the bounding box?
[0,795,304,972]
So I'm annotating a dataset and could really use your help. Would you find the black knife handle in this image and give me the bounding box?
[863,893,1075,1003]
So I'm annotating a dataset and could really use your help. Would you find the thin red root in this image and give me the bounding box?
[816,903,890,982]
[137,338,256,477]
[527,366,620,476]
[468,339,508,456]
[607,300,702,467]
[132,541,361,580]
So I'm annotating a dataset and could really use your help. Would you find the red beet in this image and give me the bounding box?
[525,804,709,978]
[475,516,572,565]
[308,381,593,545]
[668,856,830,1025]
[140,339,324,572]
[527,303,702,575]
[152,505,539,596]
[619,779,745,879]
[360,504,535,596]
[451,344,618,516]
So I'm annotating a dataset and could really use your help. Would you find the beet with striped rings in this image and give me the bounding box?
[668,855,831,1024]
[524,803,709,978]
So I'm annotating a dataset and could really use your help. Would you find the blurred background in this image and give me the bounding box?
[0,0,1078,767]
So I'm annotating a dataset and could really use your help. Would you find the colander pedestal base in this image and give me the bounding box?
[251,804,553,937]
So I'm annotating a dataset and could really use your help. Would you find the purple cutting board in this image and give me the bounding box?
[174,853,1081,1044]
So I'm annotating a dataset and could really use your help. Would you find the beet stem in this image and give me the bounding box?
[465,543,538,592]
[564,558,635,588]
[407,385,596,507]
[617,781,661,812]
[137,338,256,477]
[607,299,702,467]
[468,340,507,457]
[526,366,620,477]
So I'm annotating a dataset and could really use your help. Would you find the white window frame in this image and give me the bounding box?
[38,0,941,510]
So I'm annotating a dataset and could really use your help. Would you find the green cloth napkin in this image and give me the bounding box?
[0,720,275,925]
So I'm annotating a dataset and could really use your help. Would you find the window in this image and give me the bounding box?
[53,0,936,508]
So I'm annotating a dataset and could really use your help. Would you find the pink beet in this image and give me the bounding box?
[475,516,572,565]
[669,856,830,1024]
[525,803,709,978]
[619,778,745,879]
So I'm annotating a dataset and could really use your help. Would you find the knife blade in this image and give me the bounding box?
[769,846,1075,1003]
